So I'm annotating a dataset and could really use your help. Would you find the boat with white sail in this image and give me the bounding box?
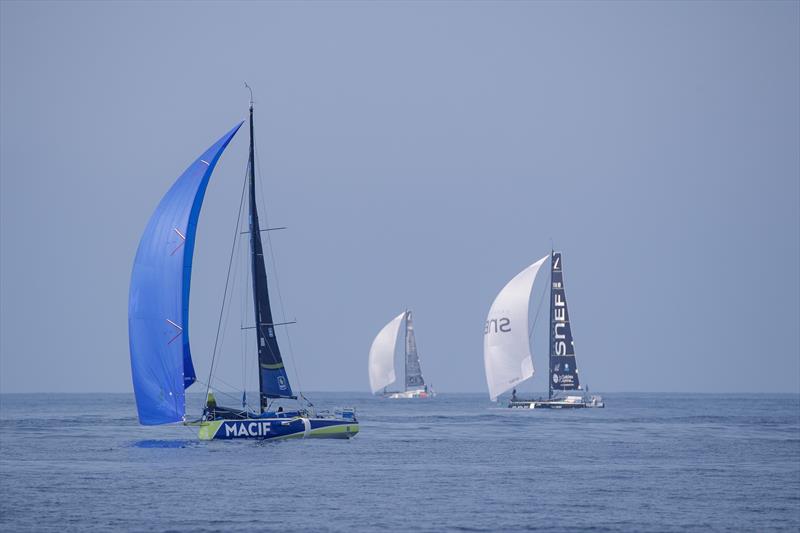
[128,91,359,440]
[483,251,603,409]
[369,310,434,398]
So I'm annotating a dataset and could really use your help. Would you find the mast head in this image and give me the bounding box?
[244,82,254,111]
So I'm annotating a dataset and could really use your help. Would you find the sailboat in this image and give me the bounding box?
[368,310,434,398]
[128,93,359,440]
[483,251,604,409]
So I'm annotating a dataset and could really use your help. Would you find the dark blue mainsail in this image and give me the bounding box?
[246,104,294,409]
[129,123,242,425]
[549,251,580,395]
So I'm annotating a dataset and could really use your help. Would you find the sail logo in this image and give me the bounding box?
[485,318,511,334]
[224,421,272,438]
[277,376,288,390]
[553,292,568,355]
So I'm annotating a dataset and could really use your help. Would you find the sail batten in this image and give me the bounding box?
[483,255,549,401]
[129,123,243,425]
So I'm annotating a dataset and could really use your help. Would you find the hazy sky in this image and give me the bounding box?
[1,1,798,394]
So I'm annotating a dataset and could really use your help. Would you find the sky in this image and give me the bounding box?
[1,1,798,395]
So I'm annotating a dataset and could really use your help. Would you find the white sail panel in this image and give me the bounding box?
[483,255,549,401]
[368,312,405,393]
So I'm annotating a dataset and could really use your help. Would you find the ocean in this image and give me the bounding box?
[0,393,798,532]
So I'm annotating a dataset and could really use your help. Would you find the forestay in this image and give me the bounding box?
[128,123,242,425]
[483,255,549,401]
[368,312,405,393]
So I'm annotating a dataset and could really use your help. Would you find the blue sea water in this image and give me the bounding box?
[0,393,798,532]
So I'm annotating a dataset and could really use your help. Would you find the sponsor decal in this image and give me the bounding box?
[555,373,575,387]
[224,421,272,438]
[484,317,511,334]
[553,289,568,355]
[553,373,559,384]
[555,340,567,356]
[277,375,287,390]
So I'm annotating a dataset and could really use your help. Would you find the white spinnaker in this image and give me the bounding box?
[368,312,405,394]
[483,255,549,401]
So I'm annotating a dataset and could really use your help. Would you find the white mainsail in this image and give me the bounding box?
[368,312,406,394]
[483,255,549,401]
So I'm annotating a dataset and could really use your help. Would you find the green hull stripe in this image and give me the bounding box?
[197,420,223,440]
[308,424,359,437]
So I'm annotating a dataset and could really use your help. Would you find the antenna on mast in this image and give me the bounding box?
[244,82,254,110]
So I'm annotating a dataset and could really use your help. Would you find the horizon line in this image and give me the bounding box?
[0,390,798,395]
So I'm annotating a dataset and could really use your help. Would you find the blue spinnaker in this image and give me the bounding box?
[129,123,242,425]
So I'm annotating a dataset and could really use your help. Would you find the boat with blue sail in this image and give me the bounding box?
[483,251,604,409]
[128,92,358,440]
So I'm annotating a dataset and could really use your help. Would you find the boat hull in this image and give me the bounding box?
[385,389,434,399]
[508,395,605,409]
[197,417,359,441]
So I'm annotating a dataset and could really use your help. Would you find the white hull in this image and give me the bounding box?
[509,395,604,409]
[385,389,435,399]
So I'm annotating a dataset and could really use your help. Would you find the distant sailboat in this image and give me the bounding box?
[128,91,359,439]
[369,310,434,399]
[483,251,603,409]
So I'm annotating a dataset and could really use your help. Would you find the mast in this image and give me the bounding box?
[247,95,294,411]
[549,250,553,400]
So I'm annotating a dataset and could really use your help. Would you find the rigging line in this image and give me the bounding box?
[211,204,248,396]
[198,375,242,395]
[242,234,254,395]
[211,215,246,390]
[238,228,250,392]
[206,203,244,405]
[241,233,247,394]
[204,165,249,406]
[196,378,251,405]
[253,136,305,397]
[529,271,549,342]
[209,243,241,388]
